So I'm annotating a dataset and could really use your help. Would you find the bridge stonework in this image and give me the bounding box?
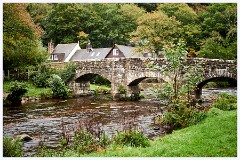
[51,58,237,100]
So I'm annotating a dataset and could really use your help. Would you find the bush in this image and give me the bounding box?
[212,101,237,111]
[218,93,237,103]
[3,136,23,157]
[118,85,126,94]
[30,66,53,88]
[204,82,218,88]
[212,93,237,111]
[91,75,111,87]
[99,133,111,148]
[114,130,150,148]
[162,104,207,129]
[207,107,223,117]
[215,82,229,87]
[31,72,49,87]
[72,130,98,154]
[58,63,77,85]
[6,81,28,105]
[94,87,110,95]
[48,74,71,99]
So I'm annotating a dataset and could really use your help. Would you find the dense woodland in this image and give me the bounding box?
[3,3,237,71]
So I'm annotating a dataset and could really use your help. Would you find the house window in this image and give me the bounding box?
[113,49,119,56]
[54,54,58,60]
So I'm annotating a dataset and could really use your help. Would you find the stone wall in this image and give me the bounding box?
[48,58,237,100]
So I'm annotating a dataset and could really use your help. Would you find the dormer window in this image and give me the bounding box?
[49,54,58,60]
[113,49,119,56]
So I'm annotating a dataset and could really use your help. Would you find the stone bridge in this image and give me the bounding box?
[51,58,237,100]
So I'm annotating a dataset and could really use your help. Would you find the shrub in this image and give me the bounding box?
[3,136,23,157]
[94,87,110,95]
[204,82,218,88]
[58,63,77,85]
[207,107,223,117]
[48,74,71,99]
[30,66,53,88]
[90,75,111,87]
[212,101,237,111]
[218,93,237,103]
[72,130,98,154]
[215,82,229,87]
[162,104,207,129]
[212,93,237,111]
[31,72,49,88]
[99,133,111,148]
[118,85,126,94]
[6,81,28,105]
[114,130,150,148]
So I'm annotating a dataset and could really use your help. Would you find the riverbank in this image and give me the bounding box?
[32,106,237,157]
[84,109,237,157]
[3,81,111,102]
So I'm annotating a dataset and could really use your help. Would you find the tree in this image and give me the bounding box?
[44,3,90,45]
[86,3,144,47]
[150,41,205,130]
[198,3,237,60]
[157,3,201,51]
[131,11,181,56]
[137,3,158,12]
[41,3,145,48]
[151,41,203,103]
[27,3,53,30]
[3,3,48,71]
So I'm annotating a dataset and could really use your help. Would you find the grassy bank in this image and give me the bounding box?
[84,110,237,157]
[3,81,51,98]
[90,84,111,91]
[3,82,111,98]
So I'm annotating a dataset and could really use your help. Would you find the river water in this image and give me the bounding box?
[3,87,237,156]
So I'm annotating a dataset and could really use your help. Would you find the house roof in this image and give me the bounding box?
[70,48,111,61]
[52,43,78,60]
[116,45,143,58]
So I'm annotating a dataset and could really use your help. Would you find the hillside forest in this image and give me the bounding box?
[3,3,237,71]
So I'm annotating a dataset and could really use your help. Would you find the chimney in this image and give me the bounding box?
[86,42,93,53]
[48,39,54,53]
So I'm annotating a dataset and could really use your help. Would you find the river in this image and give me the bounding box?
[3,87,237,156]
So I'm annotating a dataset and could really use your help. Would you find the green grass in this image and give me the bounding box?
[3,81,51,98]
[90,84,111,91]
[83,110,237,157]
[3,82,110,98]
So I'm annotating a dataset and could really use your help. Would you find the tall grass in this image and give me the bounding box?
[3,137,23,157]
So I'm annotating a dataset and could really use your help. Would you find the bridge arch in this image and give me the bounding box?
[69,72,112,95]
[195,76,237,100]
[75,73,111,84]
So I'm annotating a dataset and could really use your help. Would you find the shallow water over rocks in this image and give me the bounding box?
[3,87,236,156]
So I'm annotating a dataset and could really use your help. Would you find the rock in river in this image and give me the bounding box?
[15,134,33,142]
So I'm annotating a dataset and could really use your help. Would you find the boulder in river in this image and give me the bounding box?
[15,134,33,142]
